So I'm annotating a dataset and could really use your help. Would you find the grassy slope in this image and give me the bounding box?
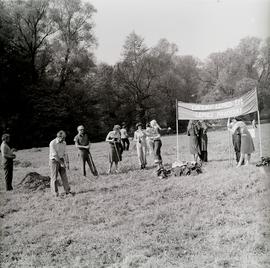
[0,124,270,268]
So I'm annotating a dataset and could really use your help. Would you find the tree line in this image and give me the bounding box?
[1,0,269,149]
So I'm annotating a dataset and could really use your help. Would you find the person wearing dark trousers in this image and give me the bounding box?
[227,118,242,165]
[1,134,16,191]
[120,124,129,151]
[232,127,241,163]
[148,120,163,168]
[106,125,123,174]
[199,120,208,162]
[74,125,98,177]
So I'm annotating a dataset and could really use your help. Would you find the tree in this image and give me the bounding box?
[114,32,158,124]
[257,37,270,110]
[237,36,261,79]
[6,0,54,82]
[50,0,96,89]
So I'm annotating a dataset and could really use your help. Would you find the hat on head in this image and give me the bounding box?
[57,130,66,138]
[136,122,142,128]
[113,125,121,131]
[2,133,10,141]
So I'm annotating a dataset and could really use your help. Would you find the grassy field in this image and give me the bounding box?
[1,124,270,268]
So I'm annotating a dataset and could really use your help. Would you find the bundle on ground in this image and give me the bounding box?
[19,172,51,191]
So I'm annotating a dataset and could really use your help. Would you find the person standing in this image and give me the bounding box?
[199,120,208,162]
[187,120,201,162]
[120,124,129,151]
[105,125,123,174]
[1,134,16,191]
[147,120,163,168]
[74,125,98,177]
[237,123,255,167]
[133,123,147,169]
[49,131,71,197]
[227,118,242,164]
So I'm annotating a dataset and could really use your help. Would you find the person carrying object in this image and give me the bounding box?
[74,125,98,177]
[105,125,123,174]
[49,130,72,197]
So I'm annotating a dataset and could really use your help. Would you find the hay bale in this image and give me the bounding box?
[19,172,51,191]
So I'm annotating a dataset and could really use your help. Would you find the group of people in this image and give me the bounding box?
[187,118,256,167]
[227,118,255,167]
[187,120,209,163]
[105,119,164,174]
[0,120,164,195]
[1,117,256,195]
[49,126,99,197]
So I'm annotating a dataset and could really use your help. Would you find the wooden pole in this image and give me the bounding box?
[176,99,179,161]
[228,128,231,167]
[257,109,263,158]
[256,88,263,158]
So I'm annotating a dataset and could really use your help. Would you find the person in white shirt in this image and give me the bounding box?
[105,125,123,174]
[120,124,129,151]
[49,130,71,197]
[146,120,163,168]
[133,122,147,169]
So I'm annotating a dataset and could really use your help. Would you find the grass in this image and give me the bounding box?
[0,124,270,268]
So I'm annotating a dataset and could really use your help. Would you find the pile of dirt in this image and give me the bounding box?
[171,161,202,176]
[19,172,51,191]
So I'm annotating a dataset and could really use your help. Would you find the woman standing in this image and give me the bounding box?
[147,119,163,168]
[237,123,255,167]
[227,118,242,164]
[133,122,147,169]
[187,120,201,162]
[199,120,208,162]
[105,125,123,174]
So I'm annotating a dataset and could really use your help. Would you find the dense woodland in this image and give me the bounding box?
[1,0,270,149]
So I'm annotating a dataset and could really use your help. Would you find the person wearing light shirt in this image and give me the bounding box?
[146,119,163,168]
[120,124,129,151]
[133,122,147,169]
[49,130,71,197]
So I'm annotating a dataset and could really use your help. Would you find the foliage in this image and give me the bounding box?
[0,0,269,149]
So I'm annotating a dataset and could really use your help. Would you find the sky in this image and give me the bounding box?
[88,0,270,65]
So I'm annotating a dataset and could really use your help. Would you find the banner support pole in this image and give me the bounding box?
[256,88,263,158]
[228,129,231,167]
[176,99,179,161]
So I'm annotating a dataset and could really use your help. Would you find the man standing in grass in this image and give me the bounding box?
[1,134,16,191]
[49,130,72,197]
[120,123,129,151]
[74,125,98,177]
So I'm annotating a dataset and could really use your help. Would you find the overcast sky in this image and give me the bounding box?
[88,0,270,65]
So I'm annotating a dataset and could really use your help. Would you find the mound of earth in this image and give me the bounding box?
[19,172,51,191]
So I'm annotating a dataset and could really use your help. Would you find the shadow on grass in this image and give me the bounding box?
[75,188,96,195]
[207,158,232,163]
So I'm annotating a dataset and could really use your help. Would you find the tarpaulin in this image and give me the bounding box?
[177,88,258,120]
